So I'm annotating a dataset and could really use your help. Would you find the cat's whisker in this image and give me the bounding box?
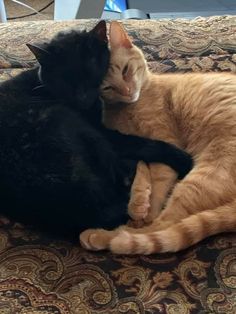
[32,84,45,91]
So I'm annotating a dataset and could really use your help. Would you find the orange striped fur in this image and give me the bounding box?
[79,21,236,254]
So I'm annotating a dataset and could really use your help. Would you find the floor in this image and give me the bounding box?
[3,0,236,22]
[5,0,54,21]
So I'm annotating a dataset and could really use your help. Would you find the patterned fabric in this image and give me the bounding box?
[1,17,236,72]
[0,16,235,313]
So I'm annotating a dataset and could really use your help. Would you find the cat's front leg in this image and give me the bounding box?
[128,161,152,221]
[146,164,178,223]
[128,162,178,223]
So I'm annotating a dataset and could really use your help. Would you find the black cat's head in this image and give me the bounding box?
[27,20,110,109]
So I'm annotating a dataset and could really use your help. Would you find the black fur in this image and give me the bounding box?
[0,21,193,240]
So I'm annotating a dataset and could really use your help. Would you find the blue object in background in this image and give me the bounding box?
[105,0,127,12]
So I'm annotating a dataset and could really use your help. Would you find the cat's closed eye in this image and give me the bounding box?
[103,86,114,91]
[122,63,129,76]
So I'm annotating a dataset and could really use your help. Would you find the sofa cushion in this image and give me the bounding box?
[1,16,236,73]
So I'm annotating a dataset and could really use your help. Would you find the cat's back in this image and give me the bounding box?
[0,68,39,97]
[155,72,236,153]
[156,72,236,107]
[148,71,236,99]
[135,71,236,113]
[143,71,236,125]
[134,71,236,151]
[0,68,42,121]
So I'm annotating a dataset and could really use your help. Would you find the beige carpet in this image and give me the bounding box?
[5,0,54,21]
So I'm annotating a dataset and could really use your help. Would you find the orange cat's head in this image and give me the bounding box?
[101,21,148,104]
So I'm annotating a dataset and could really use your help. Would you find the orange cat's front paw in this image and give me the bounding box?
[79,229,111,251]
[128,188,151,220]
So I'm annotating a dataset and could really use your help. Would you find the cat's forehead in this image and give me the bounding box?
[110,48,130,66]
[49,30,104,55]
[110,46,142,68]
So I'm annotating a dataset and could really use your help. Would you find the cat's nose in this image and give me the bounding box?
[120,86,131,96]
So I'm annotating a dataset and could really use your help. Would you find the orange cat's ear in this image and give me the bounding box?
[109,21,133,49]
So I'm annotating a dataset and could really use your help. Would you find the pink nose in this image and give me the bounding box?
[120,86,131,96]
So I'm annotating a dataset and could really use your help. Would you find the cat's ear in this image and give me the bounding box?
[26,43,50,64]
[109,21,133,49]
[91,20,108,43]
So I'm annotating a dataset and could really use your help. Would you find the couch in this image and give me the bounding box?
[0,17,235,314]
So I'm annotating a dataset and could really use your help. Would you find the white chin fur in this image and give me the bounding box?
[129,91,140,103]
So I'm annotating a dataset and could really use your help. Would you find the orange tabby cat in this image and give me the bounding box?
[80,21,236,254]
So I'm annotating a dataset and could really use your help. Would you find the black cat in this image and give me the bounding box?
[0,21,193,240]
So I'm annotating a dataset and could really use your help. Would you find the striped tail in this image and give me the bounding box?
[110,206,236,255]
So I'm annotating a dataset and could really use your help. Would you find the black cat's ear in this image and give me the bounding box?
[91,20,108,43]
[26,43,50,64]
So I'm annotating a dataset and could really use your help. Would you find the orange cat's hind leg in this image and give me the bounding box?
[79,222,160,251]
[80,228,119,251]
